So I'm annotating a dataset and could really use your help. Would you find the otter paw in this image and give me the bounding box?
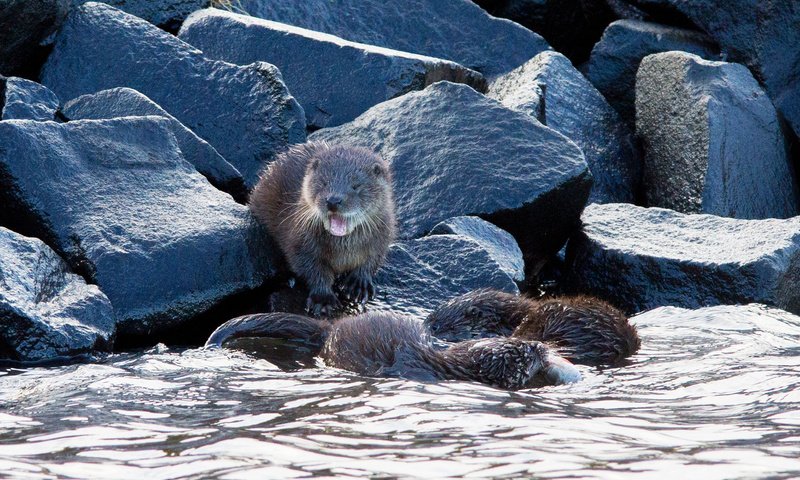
[342,271,375,304]
[306,292,341,318]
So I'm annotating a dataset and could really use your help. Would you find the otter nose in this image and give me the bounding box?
[326,196,343,212]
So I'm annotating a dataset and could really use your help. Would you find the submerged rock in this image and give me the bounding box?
[566,203,800,315]
[40,2,306,189]
[70,0,211,31]
[0,117,277,337]
[62,87,246,201]
[0,0,69,76]
[636,52,798,219]
[1,76,60,121]
[179,8,487,130]
[311,81,591,272]
[489,51,640,204]
[0,227,115,362]
[234,0,551,77]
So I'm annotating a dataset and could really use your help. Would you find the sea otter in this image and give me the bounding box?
[425,289,640,364]
[205,312,582,390]
[249,142,396,316]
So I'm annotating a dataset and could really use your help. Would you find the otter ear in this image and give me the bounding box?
[466,306,482,318]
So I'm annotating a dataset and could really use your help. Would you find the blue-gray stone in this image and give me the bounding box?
[1,77,60,121]
[70,0,210,31]
[0,0,69,76]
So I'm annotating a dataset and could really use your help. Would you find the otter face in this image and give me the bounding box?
[425,289,516,342]
[302,145,392,237]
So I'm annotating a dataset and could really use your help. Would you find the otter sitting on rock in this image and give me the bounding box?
[249,142,396,316]
[206,312,582,390]
[425,289,640,365]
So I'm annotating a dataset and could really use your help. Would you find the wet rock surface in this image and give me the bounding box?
[0,227,115,362]
[566,203,800,315]
[0,117,278,337]
[636,51,798,219]
[40,2,306,189]
[178,8,487,130]
[70,0,210,31]
[1,77,60,121]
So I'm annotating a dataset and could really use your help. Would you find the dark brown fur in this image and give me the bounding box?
[249,142,396,316]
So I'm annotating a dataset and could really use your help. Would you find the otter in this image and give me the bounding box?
[249,142,396,316]
[425,289,640,365]
[205,312,582,390]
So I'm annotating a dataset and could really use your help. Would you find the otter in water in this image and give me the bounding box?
[249,142,396,316]
[425,289,640,364]
[205,312,581,390]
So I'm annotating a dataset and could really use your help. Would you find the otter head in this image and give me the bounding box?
[425,289,522,342]
[302,144,393,237]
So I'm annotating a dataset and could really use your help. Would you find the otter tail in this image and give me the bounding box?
[205,313,328,349]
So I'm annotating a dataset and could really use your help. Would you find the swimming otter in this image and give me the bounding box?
[249,142,396,316]
[205,312,581,390]
[425,289,640,364]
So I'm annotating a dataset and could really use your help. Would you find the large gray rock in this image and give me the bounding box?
[586,19,719,124]
[1,77,60,121]
[0,0,70,76]
[566,203,800,315]
[0,117,277,337]
[71,0,210,31]
[311,81,592,272]
[178,8,487,130]
[489,51,640,204]
[636,52,798,219]
[62,87,246,201]
[0,227,115,362]
[234,0,551,78]
[40,2,306,189]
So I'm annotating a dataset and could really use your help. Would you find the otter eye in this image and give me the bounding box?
[372,164,382,175]
[352,183,362,191]
[466,306,481,318]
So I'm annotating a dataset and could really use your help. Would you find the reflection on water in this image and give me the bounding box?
[1,304,800,479]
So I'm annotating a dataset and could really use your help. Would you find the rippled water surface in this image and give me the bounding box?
[2,304,800,479]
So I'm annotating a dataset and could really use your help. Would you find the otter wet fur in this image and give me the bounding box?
[249,142,396,316]
[425,289,640,365]
[205,312,581,390]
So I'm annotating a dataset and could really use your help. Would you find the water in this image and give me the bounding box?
[1,303,800,479]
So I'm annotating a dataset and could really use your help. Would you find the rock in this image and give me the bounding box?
[310,81,591,273]
[0,0,70,77]
[178,8,487,130]
[1,77,60,121]
[489,51,640,204]
[636,52,798,219]
[566,203,800,315]
[0,117,278,337]
[40,2,306,189]
[234,0,551,78]
[430,216,524,282]
[70,0,211,31]
[0,227,115,362]
[62,87,246,201]
[586,19,719,124]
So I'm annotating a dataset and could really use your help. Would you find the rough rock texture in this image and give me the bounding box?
[1,77,60,121]
[636,52,798,219]
[71,0,211,31]
[0,0,70,77]
[0,227,115,362]
[62,87,246,201]
[430,216,525,282]
[40,2,306,189]
[489,51,640,204]
[566,203,800,315]
[0,117,277,337]
[179,9,487,130]
[586,19,719,124]
[234,0,551,78]
[311,81,591,272]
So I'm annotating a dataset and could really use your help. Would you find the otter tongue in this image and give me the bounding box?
[329,214,348,236]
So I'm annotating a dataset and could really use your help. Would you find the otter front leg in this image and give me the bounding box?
[292,254,341,317]
[342,265,377,304]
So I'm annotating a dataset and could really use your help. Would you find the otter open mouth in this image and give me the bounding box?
[329,214,348,236]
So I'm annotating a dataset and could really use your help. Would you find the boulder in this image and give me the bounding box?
[310,81,591,272]
[1,77,60,121]
[234,0,551,78]
[62,87,246,201]
[40,2,306,189]
[0,117,278,337]
[0,0,70,77]
[566,203,800,315]
[429,216,524,282]
[636,52,798,219]
[0,227,115,362]
[178,8,487,130]
[70,0,211,31]
[489,51,640,204]
[586,19,719,124]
